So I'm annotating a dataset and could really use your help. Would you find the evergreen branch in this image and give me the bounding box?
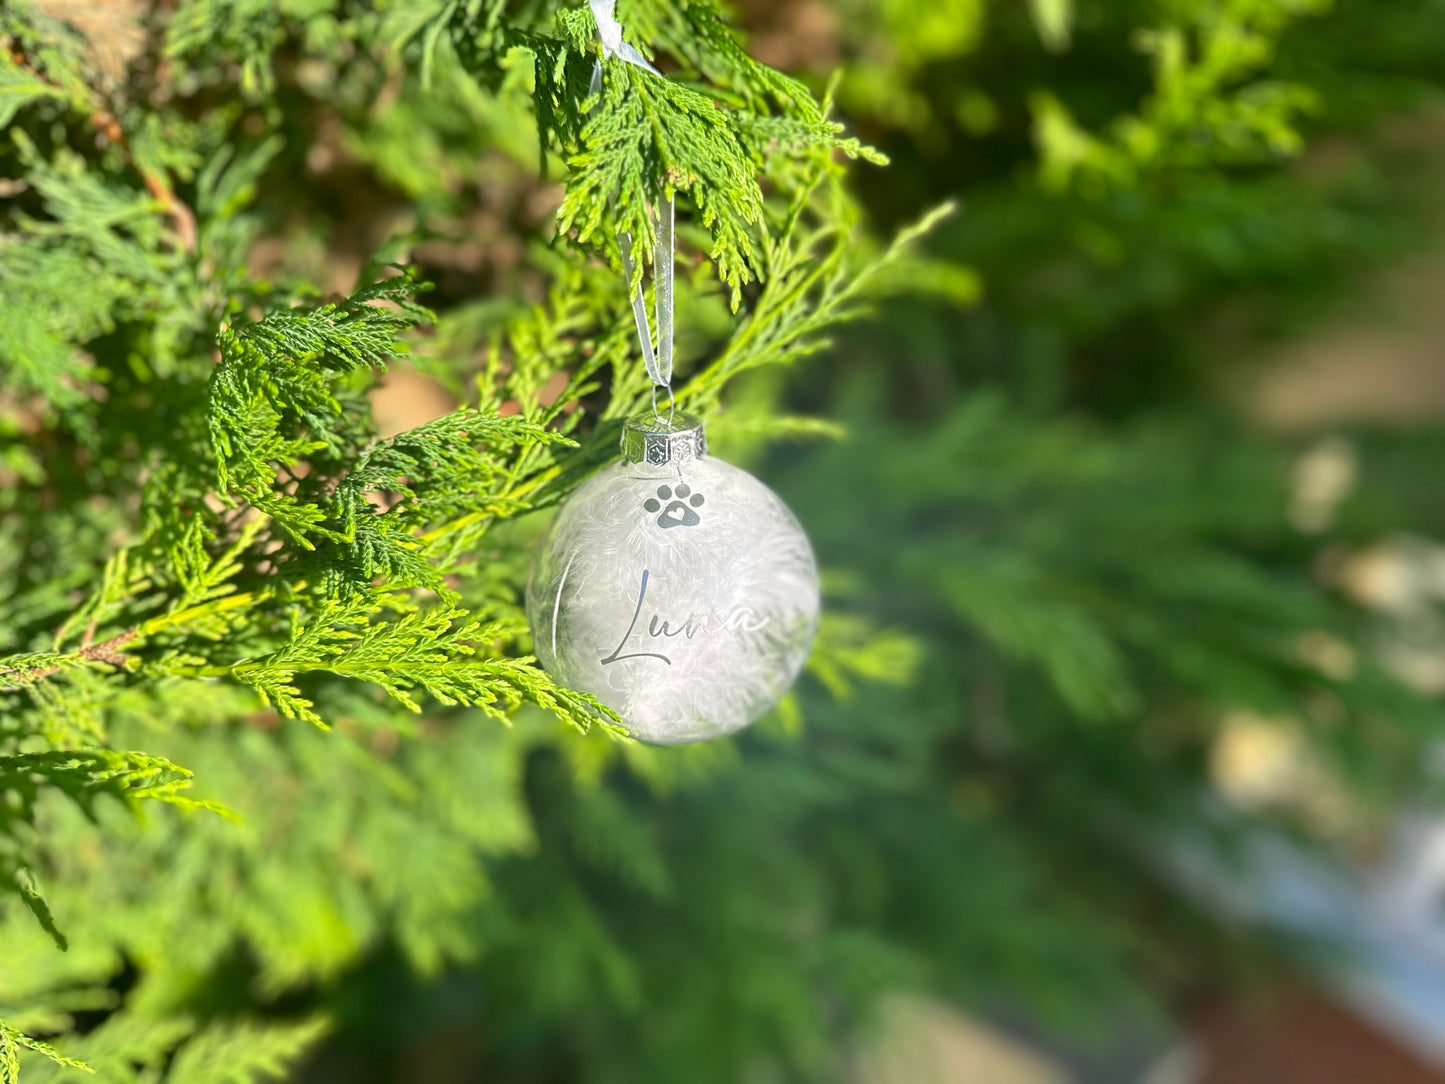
[0,655,70,691]
[208,269,434,496]
[448,0,880,305]
[1031,1,1329,191]
[930,551,1140,722]
[10,867,67,952]
[559,62,765,305]
[162,1017,329,1084]
[2,521,263,693]
[0,51,65,128]
[169,517,269,613]
[162,0,287,96]
[205,269,438,565]
[0,632,138,689]
[208,600,613,732]
[639,0,824,121]
[1,12,195,250]
[306,407,573,597]
[685,194,957,405]
[0,750,233,823]
[0,8,94,122]
[0,1022,93,1083]
[0,126,189,410]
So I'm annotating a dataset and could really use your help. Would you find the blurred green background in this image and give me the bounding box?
[7,0,1445,1081]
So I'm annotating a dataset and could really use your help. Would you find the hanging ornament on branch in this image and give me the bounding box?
[527,414,820,746]
[527,3,820,745]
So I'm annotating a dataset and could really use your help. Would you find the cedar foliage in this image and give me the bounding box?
[0,0,912,1078]
[2,0,1445,1081]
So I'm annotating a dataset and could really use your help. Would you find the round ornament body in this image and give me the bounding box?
[527,427,819,744]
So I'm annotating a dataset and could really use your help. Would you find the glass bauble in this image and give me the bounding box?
[527,415,819,744]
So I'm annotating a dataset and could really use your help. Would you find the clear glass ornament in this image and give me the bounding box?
[527,414,819,744]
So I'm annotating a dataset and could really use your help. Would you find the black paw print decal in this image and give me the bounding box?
[644,483,704,529]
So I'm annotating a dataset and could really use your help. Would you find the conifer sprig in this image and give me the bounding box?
[447,0,882,306]
[0,751,230,822]
[0,748,234,954]
[0,1022,93,1083]
[560,62,767,303]
[309,407,572,598]
[684,178,956,408]
[167,598,614,733]
[208,270,434,512]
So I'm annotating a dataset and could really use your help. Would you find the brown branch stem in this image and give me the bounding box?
[2,628,140,686]
[8,45,197,253]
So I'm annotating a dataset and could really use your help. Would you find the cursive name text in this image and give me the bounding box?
[600,568,770,666]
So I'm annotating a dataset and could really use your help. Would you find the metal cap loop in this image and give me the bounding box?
[621,412,707,466]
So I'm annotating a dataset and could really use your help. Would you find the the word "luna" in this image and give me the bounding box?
[600,569,769,666]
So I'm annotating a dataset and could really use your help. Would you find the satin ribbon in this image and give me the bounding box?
[588,0,674,410]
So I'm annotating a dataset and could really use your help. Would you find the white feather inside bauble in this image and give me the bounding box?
[527,432,819,745]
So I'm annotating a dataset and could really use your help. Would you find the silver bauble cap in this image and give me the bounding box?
[621,412,707,466]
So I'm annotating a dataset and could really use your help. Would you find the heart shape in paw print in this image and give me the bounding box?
[643,483,705,529]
